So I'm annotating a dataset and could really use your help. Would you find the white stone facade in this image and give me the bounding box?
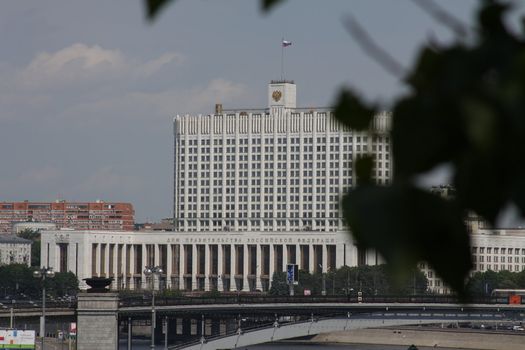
[420,228,525,294]
[173,81,392,232]
[0,235,31,266]
[40,229,382,291]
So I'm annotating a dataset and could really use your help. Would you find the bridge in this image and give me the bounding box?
[2,294,523,349]
[115,295,525,349]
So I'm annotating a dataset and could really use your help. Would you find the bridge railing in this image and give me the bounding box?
[118,293,512,308]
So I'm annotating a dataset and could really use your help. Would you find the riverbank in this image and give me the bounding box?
[311,327,525,350]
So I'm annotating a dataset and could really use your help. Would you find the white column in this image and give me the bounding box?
[309,244,315,273]
[121,245,128,289]
[256,244,262,291]
[192,244,198,290]
[282,245,288,271]
[322,245,328,273]
[268,244,274,289]
[204,245,211,291]
[179,245,186,290]
[105,244,110,279]
[336,243,345,269]
[231,244,237,292]
[154,244,160,266]
[297,244,303,271]
[129,245,135,289]
[112,245,118,289]
[95,244,101,277]
[242,245,249,291]
[217,245,224,291]
[166,245,173,289]
[141,244,148,288]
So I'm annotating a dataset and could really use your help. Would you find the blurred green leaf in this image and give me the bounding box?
[261,0,285,12]
[343,185,472,297]
[334,88,376,131]
[144,0,175,21]
[355,155,374,185]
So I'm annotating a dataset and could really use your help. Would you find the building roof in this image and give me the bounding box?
[0,234,32,244]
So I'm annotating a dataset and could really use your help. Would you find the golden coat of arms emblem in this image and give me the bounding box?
[272,90,282,102]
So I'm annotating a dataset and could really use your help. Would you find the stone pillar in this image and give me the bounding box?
[167,317,178,343]
[282,244,288,271]
[95,244,101,277]
[217,244,224,291]
[179,245,186,290]
[268,244,274,289]
[231,244,237,292]
[242,245,249,291]
[204,244,210,291]
[192,245,198,291]
[256,244,262,291]
[77,293,119,350]
[309,244,315,273]
[322,245,328,273]
[166,244,173,289]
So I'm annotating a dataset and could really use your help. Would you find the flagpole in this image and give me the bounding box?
[281,37,284,80]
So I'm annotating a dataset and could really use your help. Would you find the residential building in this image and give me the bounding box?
[173,80,392,232]
[0,235,31,266]
[0,200,134,233]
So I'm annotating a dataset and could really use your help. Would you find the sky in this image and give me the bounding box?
[0,0,522,222]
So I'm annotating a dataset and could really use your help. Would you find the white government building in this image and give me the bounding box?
[173,80,391,232]
[40,229,372,291]
[40,80,525,293]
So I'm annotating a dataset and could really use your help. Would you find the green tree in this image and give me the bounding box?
[17,228,41,267]
[269,271,288,296]
[0,265,78,298]
[144,0,525,296]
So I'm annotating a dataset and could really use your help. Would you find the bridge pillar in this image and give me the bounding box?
[182,318,192,337]
[77,293,119,350]
[211,318,220,336]
[167,317,178,343]
[154,315,164,345]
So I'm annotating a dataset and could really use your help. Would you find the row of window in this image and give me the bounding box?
[472,247,525,255]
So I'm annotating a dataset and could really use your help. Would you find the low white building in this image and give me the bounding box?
[0,235,31,266]
[420,228,525,294]
[40,229,381,291]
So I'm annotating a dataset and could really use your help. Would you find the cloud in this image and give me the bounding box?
[15,43,184,90]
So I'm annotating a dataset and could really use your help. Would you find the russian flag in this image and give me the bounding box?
[282,40,292,47]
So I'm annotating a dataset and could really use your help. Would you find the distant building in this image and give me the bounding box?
[173,80,392,232]
[13,222,57,234]
[0,201,134,233]
[0,235,31,266]
[419,189,525,294]
[135,218,174,232]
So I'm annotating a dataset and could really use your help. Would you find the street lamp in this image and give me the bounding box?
[33,267,55,350]
[319,264,326,296]
[144,266,163,350]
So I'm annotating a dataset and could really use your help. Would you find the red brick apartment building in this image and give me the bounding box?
[0,201,134,233]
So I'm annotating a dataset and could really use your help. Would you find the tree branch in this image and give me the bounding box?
[343,15,406,78]
[411,0,468,38]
